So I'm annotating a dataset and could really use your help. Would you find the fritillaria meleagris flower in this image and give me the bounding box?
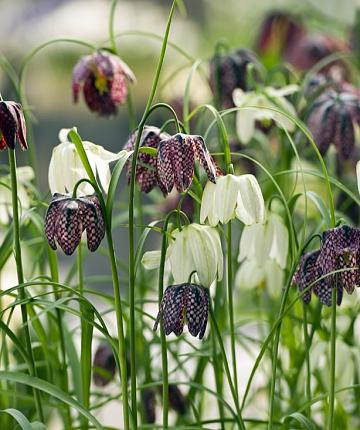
[307,89,360,160]
[0,101,27,150]
[154,283,209,339]
[93,342,116,387]
[72,51,135,116]
[200,174,265,226]
[45,193,105,255]
[209,48,261,108]
[157,133,217,194]
[168,384,186,416]
[292,225,360,306]
[255,11,305,64]
[123,126,169,193]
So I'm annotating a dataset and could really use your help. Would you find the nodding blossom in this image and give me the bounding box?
[0,101,27,151]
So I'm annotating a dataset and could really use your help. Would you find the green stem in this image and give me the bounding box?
[267,283,291,430]
[302,303,311,418]
[8,149,44,421]
[109,0,118,53]
[226,221,238,401]
[68,130,130,430]
[127,3,177,427]
[211,327,225,430]
[47,247,72,427]
[209,303,245,430]
[328,287,337,429]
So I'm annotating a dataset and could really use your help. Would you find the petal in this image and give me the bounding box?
[81,196,105,252]
[238,223,267,265]
[235,174,265,225]
[200,181,218,226]
[234,259,265,289]
[235,109,256,144]
[264,259,284,297]
[215,175,240,224]
[191,135,216,183]
[54,200,83,255]
[266,213,289,269]
[141,250,162,270]
[168,229,195,284]
[185,285,209,339]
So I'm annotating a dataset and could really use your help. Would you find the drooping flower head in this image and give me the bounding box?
[200,174,265,226]
[45,193,105,255]
[292,225,360,306]
[72,51,135,116]
[49,128,129,196]
[154,283,209,339]
[209,48,261,108]
[123,126,169,193]
[232,84,298,144]
[157,133,217,194]
[0,101,27,151]
[255,11,305,65]
[93,342,116,387]
[307,89,360,160]
[142,388,156,424]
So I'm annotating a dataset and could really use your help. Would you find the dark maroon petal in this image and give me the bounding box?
[153,285,186,336]
[292,250,321,304]
[313,280,334,306]
[142,389,156,424]
[54,200,83,255]
[72,55,91,89]
[93,343,116,387]
[10,102,28,150]
[157,139,175,194]
[333,106,355,160]
[109,71,128,105]
[80,195,105,252]
[168,385,186,415]
[0,101,17,149]
[45,199,61,250]
[191,135,217,183]
[185,284,209,339]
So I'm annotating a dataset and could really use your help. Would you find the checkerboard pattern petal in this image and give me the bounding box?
[45,193,105,255]
[157,133,217,194]
[153,283,209,339]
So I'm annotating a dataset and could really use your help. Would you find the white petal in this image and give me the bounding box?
[168,229,195,284]
[266,213,289,269]
[265,84,299,97]
[58,128,74,143]
[141,250,161,270]
[16,166,34,182]
[234,259,265,290]
[238,223,267,265]
[236,109,256,144]
[83,141,127,163]
[264,259,284,297]
[271,97,297,132]
[215,175,239,224]
[235,174,265,225]
[232,88,246,106]
[200,181,218,226]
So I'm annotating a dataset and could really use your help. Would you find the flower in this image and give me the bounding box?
[235,213,289,294]
[72,51,135,116]
[200,174,265,226]
[209,48,261,108]
[93,342,116,387]
[49,128,130,195]
[167,385,186,416]
[153,283,209,339]
[141,223,223,287]
[0,101,27,150]
[307,89,360,160]
[167,223,223,287]
[123,126,169,193]
[157,133,217,194]
[233,85,298,144]
[255,11,305,65]
[45,193,105,255]
[0,166,34,224]
[292,225,360,306]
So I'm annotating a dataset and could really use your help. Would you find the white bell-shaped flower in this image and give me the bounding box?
[48,128,129,195]
[233,85,298,144]
[0,166,34,224]
[200,174,265,227]
[142,223,223,288]
[235,213,289,294]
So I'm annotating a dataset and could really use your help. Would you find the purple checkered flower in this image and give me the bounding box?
[93,342,116,387]
[292,225,360,306]
[0,101,27,151]
[123,126,169,194]
[72,51,135,116]
[45,193,105,255]
[157,133,217,194]
[209,48,261,108]
[153,283,210,339]
[307,89,360,160]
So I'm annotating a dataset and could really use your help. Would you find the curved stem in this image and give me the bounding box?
[109,0,118,53]
[47,247,72,427]
[8,149,44,421]
[127,3,177,427]
[328,287,337,429]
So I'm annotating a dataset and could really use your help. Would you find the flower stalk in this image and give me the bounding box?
[8,149,44,421]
